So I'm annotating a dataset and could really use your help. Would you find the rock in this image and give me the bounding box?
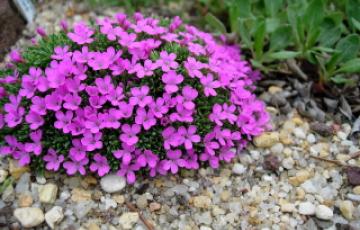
[36,175,46,185]
[39,183,58,203]
[14,207,45,228]
[100,174,126,193]
[293,127,306,139]
[289,170,311,186]
[2,184,15,202]
[118,212,139,229]
[149,202,161,212]
[301,180,317,194]
[282,158,295,169]
[253,132,279,148]
[9,160,30,180]
[136,195,148,209]
[15,173,30,194]
[88,223,100,230]
[0,169,8,183]
[339,200,354,220]
[263,154,280,172]
[280,203,296,213]
[18,193,33,207]
[100,197,117,210]
[353,186,360,195]
[270,143,284,154]
[268,86,283,94]
[193,196,211,209]
[232,163,246,175]
[45,206,64,229]
[73,201,94,219]
[195,211,212,225]
[315,205,333,220]
[298,202,316,215]
[71,188,92,202]
[306,134,316,143]
[112,194,125,204]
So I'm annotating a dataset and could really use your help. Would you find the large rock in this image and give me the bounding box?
[339,200,354,220]
[14,207,45,228]
[45,206,64,229]
[315,205,333,220]
[39,183,58,203]
[100,174,126,193]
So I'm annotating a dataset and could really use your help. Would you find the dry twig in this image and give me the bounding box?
[125,201,155,230]
[309,155,346,167]
[286,59,308,81]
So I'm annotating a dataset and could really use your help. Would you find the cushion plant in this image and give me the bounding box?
[0,13,269,183]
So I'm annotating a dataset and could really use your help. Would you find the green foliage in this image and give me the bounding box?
[202,0,360,85]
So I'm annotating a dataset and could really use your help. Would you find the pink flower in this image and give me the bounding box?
[149,98,168,118]
[45,93,62,111]
[90,153,110,176]
[156,51,178,72]
[67,21,94,45]
[177,125,201,150]
[95,75,114,95]
[55,110,73,133]
[51,46,72,60]
[9,50,23,63]
[200,73,220,96]
[100,24,123,41]
[63,93,81,111]
[184,57,205,78]
[128,60,157,78]
[30,96,46,115]
[162,149,182,174]
[113,143,135,164]
[162,71,183,94]
[177,86,198,110]
[116,102,134,118]
[25,111,44,130]
[73,46,91,63]
[135,108,156,130]
[69,139,87,161]
[129,86,153,107]
[81,132,103,151]
[43,149,64,171]
[136,150,158,168]
[107,86,124,106]
[63,156,89,175]
[118,32,137,47]
[162,126,182,150]
[117,163,140,184]
[120,124,141,146]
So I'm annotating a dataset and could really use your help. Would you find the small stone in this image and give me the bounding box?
[39,183,58,204]
[232,163,246,175]
[268,86,283,94]
[293,127,306,139]
[196,211,212,225]
[14,207,45,228]
[9,160,30,180]
[339,200,354,220]
[282,158,295,169]
[193,196,211,209]
[118,212,139,229]
[71,188,92,202]
[0,169,8,183]
[220,190,231,202]
[353,186,360,195]
[301,180,317,194]
[315,205,333,220]
[112,194,125,204]
[45,206,64,229]
[15,173,30,194]
[136,195,148,209]
[296,187,306,200]
[100,174,126,193]
[2,185,15,202]
[36,175,46,185]
[306,134,316,143]
[270,143,284,154]
[88,223,100,230]
[18,193,33,207]
[289,170,311,186]
[149,202,161,212]
[263,154,280,172]
[281,203,296,213]
[253,132,279,148]
[212,206,225,215]
[298,202,316,215]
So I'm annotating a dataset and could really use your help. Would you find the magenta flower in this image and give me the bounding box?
[200,73,220,96]
[4,107,25,128]
[88,47,121,70]
[90,153,110,176]
[107,86,124,106]
[177,86,198,110]
[162,126,182,150]
[63,156,89,175]
[203,132,219,156]
[51,46,72,60]
[117,163,140,184]
[20,67,44,98]
[162,149,182,174]
[54,110,73,133]
[45,93,62,111]
[116,102,134,118]
[178,149,199,170]
[69,139,87,161]
[25,111,44,130]
[209,104,226,126]
[149,98,169,118]
[120,124,141,146]
[118,32,137,47]
[73,46,91,63]
[136,150,158,168]
[63,93,81,111]
[184,57,205,78]
[135,108,156,130]
[67,21,94,45]
[113,143,135,165]
[30,96,46,115]
[36,27,47,37]
[81,132,103,151]
[9,50,23,63]
[177,125,201,150]
[100,24,123,41]
[156,51,178,72]
[43,149,64,171]
[162,71,183,94]
[95,75,114,95]
[129,86,153,107]
[128,60,157,78]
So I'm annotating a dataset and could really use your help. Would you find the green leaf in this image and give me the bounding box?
[265,18,281,33]
[237,19,252,49]
[254,21,266,59]
[236,0,252,18]
[331,75,355,85]
[303,0,325,29]
[205,13,227,34]
[269,25,292,51]
[267,51,301,60]
[347,0,360,31]
[351,18,360,31]
[335,34,360,63]
[264,0,283,17]
[317,19,342,47]
[336,58,360,73]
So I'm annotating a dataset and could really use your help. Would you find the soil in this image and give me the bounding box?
[0,0,26,62]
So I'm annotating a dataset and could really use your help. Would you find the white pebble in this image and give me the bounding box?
[315,205,333,220]
[298,202,316,215]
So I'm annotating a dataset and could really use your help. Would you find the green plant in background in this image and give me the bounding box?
[203,0,360,85]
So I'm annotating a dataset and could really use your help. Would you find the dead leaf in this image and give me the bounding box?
[310,122,334,136]
[263,154,280,172]
[345,166,360,186]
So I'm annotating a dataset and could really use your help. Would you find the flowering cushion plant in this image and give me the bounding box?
[0,13,269,183]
